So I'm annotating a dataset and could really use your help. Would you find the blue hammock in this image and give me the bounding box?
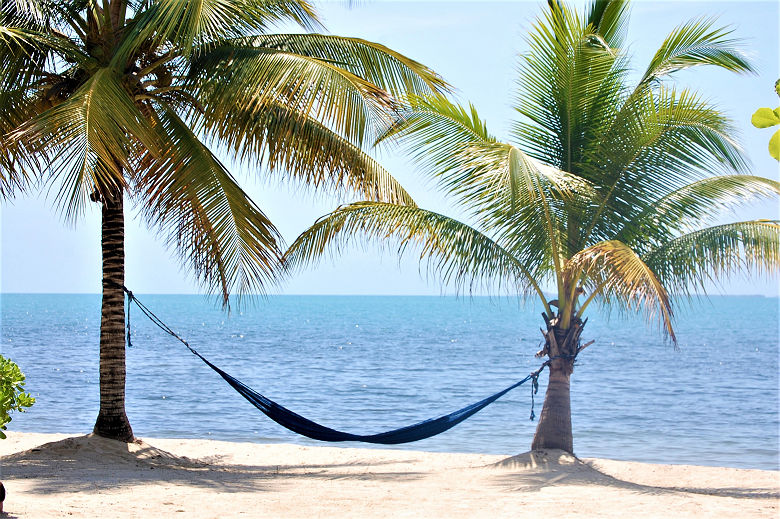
[124,288,544,444]
[192,347,537,444]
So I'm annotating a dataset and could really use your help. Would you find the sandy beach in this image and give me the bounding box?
[0,432,776,518]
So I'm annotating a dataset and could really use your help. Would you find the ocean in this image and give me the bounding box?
[1,294,777,470]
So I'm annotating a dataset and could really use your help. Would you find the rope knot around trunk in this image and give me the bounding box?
[536,314,593,375]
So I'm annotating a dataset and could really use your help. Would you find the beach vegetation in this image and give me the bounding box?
[0,0,446,442]
[0,355,35,439]
[750,79,780,161]
[286,0,780,452]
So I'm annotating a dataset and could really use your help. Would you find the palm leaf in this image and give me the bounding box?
[1,0,82,69]
[640,17,753,85]
[580,86,748,247]
[0,1,52,28]
[134,105,284,304]
[568,239,675,341]
[225,33,449,98]
[643,220,780,296]
[0,12,92,97]
[378,94,591,284]
[452,140,596,279]
[585,0,630,48]
[619,175,780,247]
[200,97,415,205]
[377,94,494,170]
[377,95,585,211]
[455,141,591,211]
[190,45,400,147]
[0,22,87,62]
[285,201,548,305]
[8,68,159,218]
[113,0,321,64]
[0,85,46,196]
[512,1,626,174]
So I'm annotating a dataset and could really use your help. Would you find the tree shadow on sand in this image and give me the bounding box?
[1,435,426,495]
[5,437,776,501]
[487,450,779,500]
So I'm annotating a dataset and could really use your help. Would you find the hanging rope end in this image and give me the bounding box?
[125,288,133,348]
[528,368,544,421]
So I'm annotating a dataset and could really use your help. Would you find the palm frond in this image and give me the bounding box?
[586,0,630,49]
[0,3,54,195]
[455,141,592,212]
[643,220,780,297]
[512,1,627,173]
[284,201,548,304]
[452,141,595,276]
[381,94,600,284]
[0,22,86,59]
[0,14,91,93]
[0,1,50,27]
[0,85,45,196]
[377,93,494,169]
[378,95,587,208]
[8,68,158,218]
[640,17,753,85]
[225,33,450,98]
[568,239,675,341]
[113,0,321,63]
[581,86,748,247]
[619,175,780,247]
[134,105,284,305]
[200,97,415,205]
[190,45,399,148]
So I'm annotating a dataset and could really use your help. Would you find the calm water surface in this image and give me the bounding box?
[1,294,777,470]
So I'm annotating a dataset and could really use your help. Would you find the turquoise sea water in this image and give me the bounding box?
[1,294,777,470]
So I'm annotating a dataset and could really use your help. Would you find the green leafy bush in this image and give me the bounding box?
[0,355,35,439]
[751,79,780,161]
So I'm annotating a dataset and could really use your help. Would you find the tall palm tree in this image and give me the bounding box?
[0,0,447,442]
[285,0,780,453]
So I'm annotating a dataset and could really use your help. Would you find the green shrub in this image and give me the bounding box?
[751,79,780,161]
[0,355,35,439]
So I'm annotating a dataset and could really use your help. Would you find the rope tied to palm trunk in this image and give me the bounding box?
[109,282,553,443]
[125,286,133,348]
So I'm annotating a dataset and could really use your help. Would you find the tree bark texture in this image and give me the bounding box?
[531,357,573,452]
[93,188,134,442]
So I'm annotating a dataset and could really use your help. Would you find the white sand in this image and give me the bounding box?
[0,432,777,518]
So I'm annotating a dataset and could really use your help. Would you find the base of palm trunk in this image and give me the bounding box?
[530,360,573,453]
[93,411,134,442]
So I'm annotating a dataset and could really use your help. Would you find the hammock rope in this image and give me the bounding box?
[118,285,550,444]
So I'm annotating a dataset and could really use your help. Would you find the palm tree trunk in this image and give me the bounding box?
[531,356,573,452]
[530,315,586,453]
[93,187,134,442]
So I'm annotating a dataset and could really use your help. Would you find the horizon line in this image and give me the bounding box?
[1,292,777,298]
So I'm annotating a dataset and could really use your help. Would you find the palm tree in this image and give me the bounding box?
[285,0,780,453]
[0,0,447,442]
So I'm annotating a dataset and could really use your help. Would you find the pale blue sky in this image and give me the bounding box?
[1,0,778,296]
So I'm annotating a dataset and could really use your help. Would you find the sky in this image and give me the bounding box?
[1,0,778,297]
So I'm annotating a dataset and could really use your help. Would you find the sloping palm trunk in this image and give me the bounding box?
[93,187,134,442]
[531,318,585,453]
